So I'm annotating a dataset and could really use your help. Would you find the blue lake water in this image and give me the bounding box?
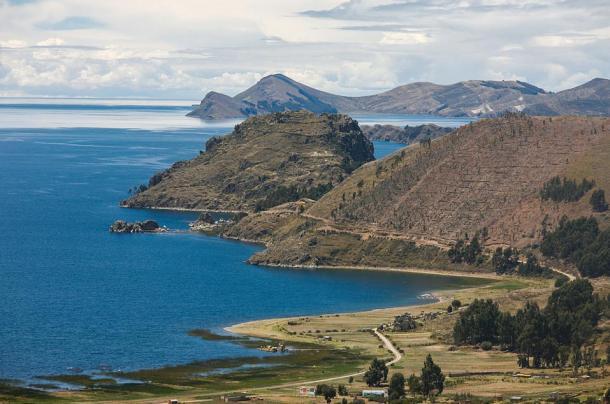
[0,100,476,383]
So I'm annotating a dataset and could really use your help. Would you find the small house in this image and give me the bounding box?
[362,389,387,399]
[298,386,315,397]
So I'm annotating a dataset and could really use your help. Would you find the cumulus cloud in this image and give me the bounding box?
[0,39,28,48]
[0,0,608,98]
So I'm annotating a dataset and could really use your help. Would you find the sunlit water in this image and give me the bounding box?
[0,99,476,383]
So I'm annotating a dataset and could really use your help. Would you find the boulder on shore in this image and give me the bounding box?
[109,220,166,233]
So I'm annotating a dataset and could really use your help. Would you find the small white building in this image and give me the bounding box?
[362,389,387,398]
[298,386,315,397]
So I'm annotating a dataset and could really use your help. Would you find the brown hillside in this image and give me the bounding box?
[306,114,610,248]
[123,111,374,212]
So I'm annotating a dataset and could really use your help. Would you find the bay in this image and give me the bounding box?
[0,100,477,383]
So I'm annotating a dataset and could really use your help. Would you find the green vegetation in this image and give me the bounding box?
[540,176,595,202]
[541,216,610,277]
[388,373,406,400]
[448,233,484,265]
[406,354,445,397]
[254,182,333,212]
[363,358,388,387]
[453,280,608,369]
[315,384,337,403]
[492,248,554,278]
[590,189,608,212]
[0,382,61,403]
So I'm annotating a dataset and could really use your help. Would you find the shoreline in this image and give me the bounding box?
[252,261,502,280]
[121,204,249,214]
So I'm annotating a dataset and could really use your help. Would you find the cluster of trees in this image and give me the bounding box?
[405,354,446,398]
[446,299,461,314]
[254,182,333,211]
[540,176,595,202]
[314,384,349,403]
[362,355,444,400]
[448,233,484,265]
[453,280,607,369]
[491,249,554,278]
[590,189,609,212]
[541,216,610,277]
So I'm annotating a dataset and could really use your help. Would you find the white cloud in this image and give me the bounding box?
[531,34,597,48]
[36,38,65,46]
[379,31,431,45]
[0,39,28,48]
[0,0,609,97]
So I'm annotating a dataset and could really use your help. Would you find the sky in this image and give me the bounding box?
[1,0,609,100]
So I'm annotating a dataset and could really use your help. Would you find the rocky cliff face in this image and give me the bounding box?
[123,111,374,212]
[187,74,610,120]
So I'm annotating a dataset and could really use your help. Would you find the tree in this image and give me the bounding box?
[364,358,388,387]
[388,373,406,400]
[407,374,421,395]
[590,189,608,212]
[337,384,348,396]
[420,354,445,397]
[315,384,336,403]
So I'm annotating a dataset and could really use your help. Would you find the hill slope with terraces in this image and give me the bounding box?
[250,114,610,268]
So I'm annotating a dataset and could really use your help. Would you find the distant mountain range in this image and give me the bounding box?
[187,74,610,120]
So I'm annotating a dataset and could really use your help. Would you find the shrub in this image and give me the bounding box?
[590,189,608,212]
[481,341,493,351]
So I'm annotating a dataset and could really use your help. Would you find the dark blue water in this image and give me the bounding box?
[0,101,474,382]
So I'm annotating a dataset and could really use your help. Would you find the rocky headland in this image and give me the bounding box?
[123,111,374,212]
[361,123,453,144]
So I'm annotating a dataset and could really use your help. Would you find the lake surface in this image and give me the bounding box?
[0,99,477,383]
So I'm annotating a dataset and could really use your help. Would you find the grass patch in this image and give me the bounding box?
[0,382,64,403]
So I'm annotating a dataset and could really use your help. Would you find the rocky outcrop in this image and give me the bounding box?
[187,74,610,120]
[123,111,374,212]
[109,220,166,233]
[361,124,453,144]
